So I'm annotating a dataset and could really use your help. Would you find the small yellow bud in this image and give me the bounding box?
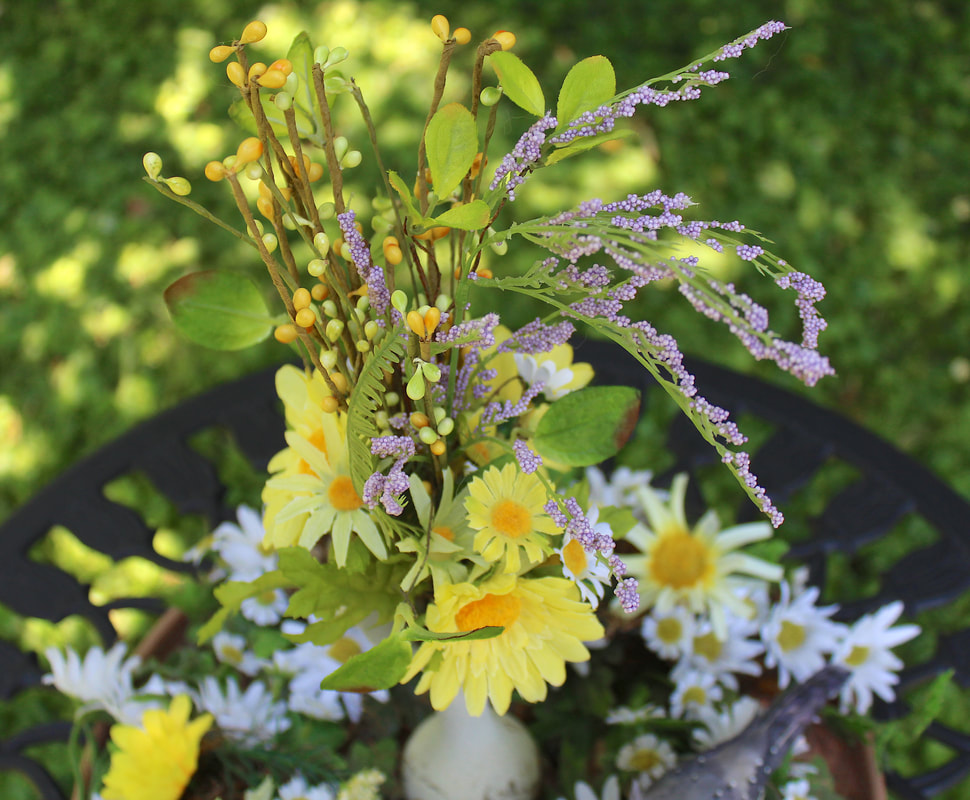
[274,323,299,344]
[431,14,450,42]
[364,320,379,340]
[423,307,442,335]
[261,233,278,252]
[321,395,340,413]
[293,288,312,310]
[257,69,288,89]
[164,177,192,196]
[410,412,431,429]
[239,20,268,45]
[407,310,426,338]
[209,45,234,63]
[330,372,349,393]
[142,152,162,180]
[355,340,371,353]
[453,27,471,45]
[430,439,447,456]
[256,197,275,219]
[310,283,329,301]
[308,258,327,277]
[325,319,344,342]
[295,307,316,328]
[204,161,226,182]
[492,30,516,50]
[226,61,246,88]
[383,236,403,266]
[248,62,267,80]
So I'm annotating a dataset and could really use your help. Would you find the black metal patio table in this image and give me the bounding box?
[2,340,968,800]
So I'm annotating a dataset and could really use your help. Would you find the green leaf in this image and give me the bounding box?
[431,200,491,231]
[164,270,273,350]
[320,631,413,692]
[489,51,545,116]
[546,129,634,166]
[533,386,641,466]
[387,171,433,227]
[403,625,504,642]
[556,56,616,130]
[197,570,290,643]
[286,31,319,119]
[425,103,479,198]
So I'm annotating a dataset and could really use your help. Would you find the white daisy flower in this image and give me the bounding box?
[781,777,817,800]
[241,587,289,626]
[622,474,783,639]
[615,733,676,790]
[692,696,761,748]
[761,581,846,688]
[277,773,335,800]
[668,667,724,719]
[556,775,621,800]
[640,605,696,660]
[584,466,660,513]
[43,642,140,723]
[605,704,666,725]
[554,506,613,608]
[212,631,268,676]
[681,619,764,690]
[514,353,576,400]
[337,769,386,800]
[831,601,920,714]
[213,505,278,580]
[195,676,290,746]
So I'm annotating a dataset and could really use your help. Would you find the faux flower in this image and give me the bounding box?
[681,618,764,690]
[554,505,613,608]
[240,587,289,626]
[668,666,724,719]
[212,631,268,676]
[465,462,558,573]
[212,504,277,580]
[337,769,386,800]
[640,605,696,660]
[100,694,212,800]
[831,600,920,714]
[761,581,846,688]
[622,474,783,638]
[780,778,818,800]
[585,465,661,514]
[556,775,621,800]
[615,733,677,788]
[403,573,604,715]
[194,676,290,746]
[43,642,140,724]
[277,773,336,800]
[692,696,762,748]
[513,341,593,400]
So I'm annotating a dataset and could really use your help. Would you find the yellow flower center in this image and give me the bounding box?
[655,617,683,644]
[221,644,243,663]
[692,631,722,662]
[257,589,278,605]
[845,645,870,667]
[682,686,708,706]
[328,475,363,511]
[562,538,588,575]
[432,524,455,542]
[491,499,531,538]
[628,748,664,772]
[456,592,522,631]
[649,528,712,589]
[778,620,807,652]
[328,636,363,663]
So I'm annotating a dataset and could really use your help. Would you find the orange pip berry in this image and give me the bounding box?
[453,28,471,45]
[406,310,427,338]
[294,307,316,328]
[268,58,294,76]
[310,284,329,302]
[239,20,268,45]
[307,162,324,182]
[274,323,299,344]
[209,45,234,63]
[257,70,288,89]
[204,161,226,182]
[234,137,264,168]
[430,439,447,456]
[492,30,516,50]
[423,307,442,336]
[292,287,312,310]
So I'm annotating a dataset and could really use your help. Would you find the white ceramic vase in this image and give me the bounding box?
[401,695,541,800]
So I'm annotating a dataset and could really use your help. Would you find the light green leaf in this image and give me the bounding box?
[164,270,273,350]
[320,631,413,692]
[402,625,504,642]
[556,55,616,130]
[490,51,545,116]
[533,386,641,467]
[431,200,491,231]
[425,103,479,198]
[546,129,634,166]
[387,171,433,227]
[197,570,290,643]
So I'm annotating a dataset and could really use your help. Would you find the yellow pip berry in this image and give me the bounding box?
[321,396,340,413]
[423,307,442,335]
[406,310,426,338]
[248,62,267,81]
[204,161,226,182]
[226,61,246,87]
[239,20,268,45]
[307,162,324,182]
[256,196,274,219]
[294,307,316,328]
[274,323,299,344]
[142,152,162,180]
[292,287,312,310]
[307,258,327,277]
[257,70,288,89]
[164,177,192,196]
[431,14,450,42]
[410,412,431,429]
[430,439,447,456]
[453,27,471,45]
[310,284,328,302]
[382,236,403,266]
[469,152,487,179]
[209,45,234,63]
[492,30,516,50]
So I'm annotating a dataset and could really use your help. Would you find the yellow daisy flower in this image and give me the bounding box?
[100,694,212,800]
[402,573,604,715]
[465,462,558,573]
[623,474,783,639]
[262,409,387,566]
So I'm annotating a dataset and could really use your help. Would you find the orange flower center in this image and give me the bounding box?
[328,475,363,511]
[297,429,328,477]
[328,636,363,664]
[649,529,711,589]
[491,499,531,538]
[432,525,455,542]
[456,592,522,631]
[562,538,588,575]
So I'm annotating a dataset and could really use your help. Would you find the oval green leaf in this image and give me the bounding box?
[533,385,641,466]
[556,55,616,130]
[490,51,545,116]
[425,103,479,199]
[431,199,491,231]
[164,269,273,350]
[320,631,413,692]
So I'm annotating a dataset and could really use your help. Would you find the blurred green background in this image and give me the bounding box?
[1,0,969,797]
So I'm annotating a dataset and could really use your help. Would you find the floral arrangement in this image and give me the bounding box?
[42,14,934,800]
